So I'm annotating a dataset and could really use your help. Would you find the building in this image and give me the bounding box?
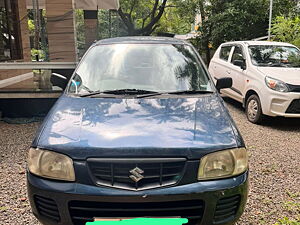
[0,0,119,116]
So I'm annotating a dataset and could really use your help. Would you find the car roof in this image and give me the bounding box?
[95,36,189,45]
[221,40,296,47]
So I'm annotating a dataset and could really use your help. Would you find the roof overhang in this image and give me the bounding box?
[175,32,198,40]
[75,0,119,10]
[26,0,119,10]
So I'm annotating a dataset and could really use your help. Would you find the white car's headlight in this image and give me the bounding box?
[198,148,248,180]
[28,148,75,181]
[265,76,289,92]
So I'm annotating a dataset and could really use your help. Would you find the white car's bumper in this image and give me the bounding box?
[262,90,300,117]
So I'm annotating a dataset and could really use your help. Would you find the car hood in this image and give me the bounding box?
[34,94,242,160]
[256,67,300,85]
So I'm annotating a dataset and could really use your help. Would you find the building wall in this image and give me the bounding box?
[46,0,76,62]
[18,0,31,62]
[0,70,35,90]
[84,10,98,50]
[1,0,77,91]
[0,0,34,90]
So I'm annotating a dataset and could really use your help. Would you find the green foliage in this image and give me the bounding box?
[157,0,197,35]
[117,0,197,35]
[272,16,300,48]
[208,0,269,47]
[28,19,35,35]
[75,9,127,57]
[75,10,85,56]
[274,217,300,225]
[97,10,128,39]
[194,0,297,63]
[75,0,197,49]
[31,49,46,61]
[207,0,296,48]
[284,201,300,212]
[117,0,167,35]
[286,191,300,199]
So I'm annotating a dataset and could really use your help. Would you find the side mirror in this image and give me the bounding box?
[50,73,68,90]
[233,59,246,70]
[216,77,232,91]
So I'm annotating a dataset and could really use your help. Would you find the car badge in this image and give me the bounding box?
[129,167,144,182]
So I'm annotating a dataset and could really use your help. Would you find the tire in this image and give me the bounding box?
[245,94,264,124]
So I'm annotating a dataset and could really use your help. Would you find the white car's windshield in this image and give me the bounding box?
[248,45,300,68]
[68,44,213,94]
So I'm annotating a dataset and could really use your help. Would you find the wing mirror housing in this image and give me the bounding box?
[50,73,68,90]
[233,59,246,70]
[216,77,233,91]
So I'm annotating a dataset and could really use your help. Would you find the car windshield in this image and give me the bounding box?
[248,45,300,68]
[68,43,213,95]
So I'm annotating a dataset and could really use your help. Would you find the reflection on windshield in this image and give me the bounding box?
[248,45,300,68]
[68,44,212,94]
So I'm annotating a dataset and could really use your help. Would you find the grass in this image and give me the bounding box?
[273,217,300,225]
[273,190,300,225]
[0,206,9,212]
[284,201,300,212]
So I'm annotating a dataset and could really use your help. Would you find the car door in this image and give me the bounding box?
[225,45,247,102]
[210,45,234,81]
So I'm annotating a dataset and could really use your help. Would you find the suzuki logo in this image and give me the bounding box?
[129,167,144,182]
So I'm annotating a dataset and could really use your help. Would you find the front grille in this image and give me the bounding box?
[69,200,204,225]
[34,195,60,222]
[213,195,240,224]
[287,84,300,93]
[87,158,186,191]
[286,99,300,114]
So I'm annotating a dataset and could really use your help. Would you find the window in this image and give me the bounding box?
[219,46,232,61]
[70,43,213,94]
[248,45,300,68]
[231,46,245,63]
[0,0,23,61]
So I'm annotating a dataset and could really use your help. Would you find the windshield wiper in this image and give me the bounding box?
[103,89,158,95]
[78,90,103,97]
[167,90,214,95]
[79,89,158,98]
[80,89,213,98]
[137,90,213,99]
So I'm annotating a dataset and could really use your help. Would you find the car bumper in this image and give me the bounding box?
[27,171,249,225]
[261,91,300,117]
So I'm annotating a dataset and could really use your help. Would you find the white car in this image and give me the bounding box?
[209,41,300,124]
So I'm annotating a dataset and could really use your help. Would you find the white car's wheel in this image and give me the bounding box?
[246,95,263,124]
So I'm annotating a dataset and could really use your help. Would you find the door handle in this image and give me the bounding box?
[226,70,231,74]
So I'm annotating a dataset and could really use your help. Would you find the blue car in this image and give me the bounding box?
[27,37,248,225]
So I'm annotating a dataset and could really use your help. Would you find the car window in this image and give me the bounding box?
[69,44,213,94]
[248,45,300,68]
[231,46,245,63]
[219,46,232,61]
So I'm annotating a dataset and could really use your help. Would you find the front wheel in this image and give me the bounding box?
[245,94,264,124]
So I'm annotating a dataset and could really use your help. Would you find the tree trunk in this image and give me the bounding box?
[205,42,211,66]
[198,0,211,65]
[117,0,168,36]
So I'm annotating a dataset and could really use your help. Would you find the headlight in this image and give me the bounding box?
[265,76,289,92]
[28,148,75,181]
[198,148,248,180]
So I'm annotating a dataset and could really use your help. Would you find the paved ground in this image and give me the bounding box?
[0,98,299,225]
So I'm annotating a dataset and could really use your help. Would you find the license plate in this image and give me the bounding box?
[94,217,181,221]
[94,218,135,221]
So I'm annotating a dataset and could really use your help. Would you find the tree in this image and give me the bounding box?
[75,0,197,44]
[156,0,198,35]
[193,0,297,64]
[272,16,300,48]
[117,0,168,36]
